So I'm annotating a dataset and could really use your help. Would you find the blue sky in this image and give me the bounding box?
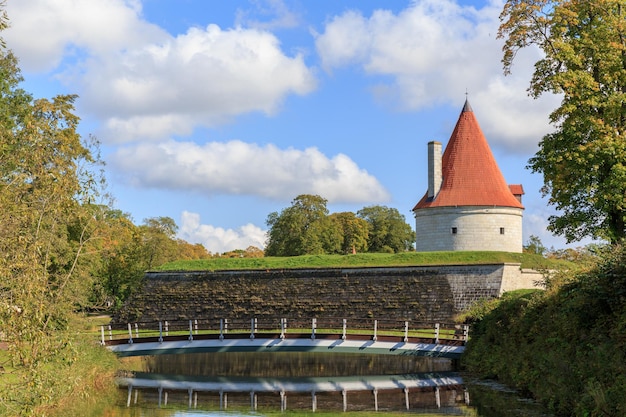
[3,0,584,252]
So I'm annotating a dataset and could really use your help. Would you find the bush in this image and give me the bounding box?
[462,245,626,416]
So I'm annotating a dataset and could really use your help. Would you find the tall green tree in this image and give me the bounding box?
[265,194,334,256]
[357,205,415,253]
[0,40,106,413]
[139,216,180,269]
[499,0,626,243]
[329,212,369,253]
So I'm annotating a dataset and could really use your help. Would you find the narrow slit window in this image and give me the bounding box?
[451,227,457,234]
[500,227,505,235]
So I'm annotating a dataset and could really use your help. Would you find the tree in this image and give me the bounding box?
[0,36,106,411]
[265,194,333,256]
[499,0,626,244]
[329,212,369,253]
[139,216,180,269]
[357,206,415,253]
[523,234,547,256]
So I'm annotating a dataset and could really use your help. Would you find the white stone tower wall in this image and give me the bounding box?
[414,206,523,252]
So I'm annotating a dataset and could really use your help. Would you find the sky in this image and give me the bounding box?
[2,0,589,253]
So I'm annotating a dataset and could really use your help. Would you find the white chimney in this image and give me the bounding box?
[427,141,442,199]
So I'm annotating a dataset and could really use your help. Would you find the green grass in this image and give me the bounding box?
[156,251,571,272]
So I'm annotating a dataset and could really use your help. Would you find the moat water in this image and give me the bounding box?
[99,352,553,416]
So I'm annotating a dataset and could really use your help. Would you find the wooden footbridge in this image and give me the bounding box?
[102,318,468,359]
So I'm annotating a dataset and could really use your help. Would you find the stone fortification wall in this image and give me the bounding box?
[112,264,520,325]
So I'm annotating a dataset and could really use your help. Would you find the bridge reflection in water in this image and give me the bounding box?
[117,372,469,413]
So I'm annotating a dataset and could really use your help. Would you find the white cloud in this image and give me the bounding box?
[179,211,267,253]
[83,24,316,142]
[315,0,557,153]
[4,0,316,144]
[110,140,390,203]
[4,0,165,72]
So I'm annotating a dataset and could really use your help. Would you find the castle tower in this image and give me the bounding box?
[412,100,524,252]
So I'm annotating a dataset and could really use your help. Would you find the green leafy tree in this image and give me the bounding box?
[0,35,106,412]
[523,234,547,256]
[265,194,331,256]
[329,212,369,253]
[139,216,180,269]
[357,205,415,253]
[499,0,626,243]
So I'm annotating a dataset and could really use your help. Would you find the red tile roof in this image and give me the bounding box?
[509,184,524,196]
[413,100,524,210]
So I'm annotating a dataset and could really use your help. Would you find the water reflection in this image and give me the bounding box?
[143,351,454,377]
[119,372,466,413]
[111,352,551,416]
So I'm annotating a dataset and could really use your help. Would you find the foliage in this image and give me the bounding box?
[462,244,626,416]
[156,251,573,271]
[523,234,547,256]
[265,195,416,256]
[357,205,416,253]
[0,35,112,413]
[329,211,369,253]
[265,194,333,256]
[455,289,541,324]
[90,214,211,309]
[499,0,626,243]
[1,315,121,417]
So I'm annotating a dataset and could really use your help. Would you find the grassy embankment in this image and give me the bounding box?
[0,315,120,417]
[461,245,626,416]
[156,251,569,271]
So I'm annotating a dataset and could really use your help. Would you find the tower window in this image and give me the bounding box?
[451,227,457,234]
[500,227,505,235]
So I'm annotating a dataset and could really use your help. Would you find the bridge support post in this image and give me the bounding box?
[342,389,347,412]
[127,323,133,344]
[312,391,317,412]
[373,389,379,411]
[463,324,469,342]
[108,325,112,341]
[219,319,225,340]
[280,318,286,339]
[134,323,139,339]
[165,321,169,336]
[280,390,286,411]
[250,391,257,411]
[311,318,316,340]
[158,322,163,343]
[188,320,193,341]
[342,319,347,340]
[373,320,378,341]
[404,387,410,410]
[434,323,440,344]
[100,326,105,346]
[404,321,409,342]
[219,390,226,410]
[250,318,256,340]
[126,385,132,408]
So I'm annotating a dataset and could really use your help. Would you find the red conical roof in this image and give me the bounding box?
[413,100,524,210]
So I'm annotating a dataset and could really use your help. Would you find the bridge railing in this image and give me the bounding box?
[100,317,468,346]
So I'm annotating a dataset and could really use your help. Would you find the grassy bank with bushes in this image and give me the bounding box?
[156,251,570,271]
[461,244,626,416]
[0,315,120,417]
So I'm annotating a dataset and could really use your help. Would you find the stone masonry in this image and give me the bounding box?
[112,264,538,325]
